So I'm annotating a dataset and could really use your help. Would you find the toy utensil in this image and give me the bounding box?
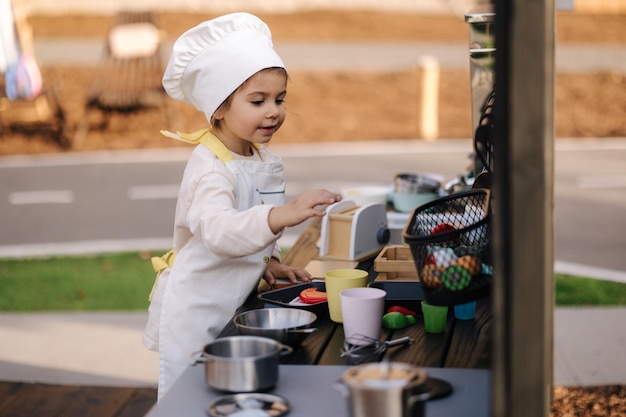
[340,335,413,365]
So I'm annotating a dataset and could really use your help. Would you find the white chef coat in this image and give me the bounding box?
[142,129,285,400]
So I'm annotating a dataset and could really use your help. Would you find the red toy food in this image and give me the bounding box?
[299,287,328,304]
[430,223,457,235]
[430,223,460,243]
[387,306,418,317]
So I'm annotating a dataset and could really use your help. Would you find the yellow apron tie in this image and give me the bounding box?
[148,249,176,301]
[160,129,261,162]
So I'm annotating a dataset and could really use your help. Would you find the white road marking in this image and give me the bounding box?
[8,190,74,205]
[127,185,179,200]
[577,175,626,189]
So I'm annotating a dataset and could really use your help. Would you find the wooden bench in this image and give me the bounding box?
[0,85,72,149]
[75,11,167,146]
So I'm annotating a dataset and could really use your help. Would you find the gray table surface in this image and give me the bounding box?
[145,364,490,417]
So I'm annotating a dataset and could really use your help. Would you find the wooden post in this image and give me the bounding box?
[491,0,555,416]
[418,55,440,141]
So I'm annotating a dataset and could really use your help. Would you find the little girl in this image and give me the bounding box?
[142,12,341,399]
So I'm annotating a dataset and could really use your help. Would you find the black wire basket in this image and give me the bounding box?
[402,189,492,306]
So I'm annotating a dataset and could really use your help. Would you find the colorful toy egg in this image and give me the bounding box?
[441,265,472,291]
[421,264,444,289]
[456,255,482,276]
[430,248,458,268]
[454,245,479,257]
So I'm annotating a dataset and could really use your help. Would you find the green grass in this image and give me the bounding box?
[0,252,156,311]
[555,274,626,306]
[0,252,625,311]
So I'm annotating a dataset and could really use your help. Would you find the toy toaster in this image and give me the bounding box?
[319,200,391,261]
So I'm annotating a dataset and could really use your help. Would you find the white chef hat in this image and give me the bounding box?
[162,12,286,122]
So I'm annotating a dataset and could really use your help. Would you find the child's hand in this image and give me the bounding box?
[263,257,312,286]
[268,189,341,233]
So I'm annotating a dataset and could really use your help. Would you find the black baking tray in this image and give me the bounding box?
[368,281,425,314]
[258,281,328,317]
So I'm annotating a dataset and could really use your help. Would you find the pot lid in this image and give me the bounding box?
[206,393,290,417]
[342,362,427,389]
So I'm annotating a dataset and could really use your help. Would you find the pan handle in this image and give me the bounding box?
[279,344,294,356]
[286,327,318,335]
[191,350,206,365]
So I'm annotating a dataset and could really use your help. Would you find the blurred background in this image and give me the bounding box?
[0,0,625,402]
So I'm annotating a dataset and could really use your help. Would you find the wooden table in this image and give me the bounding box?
[222,217,492,370]
[145,217,493,416]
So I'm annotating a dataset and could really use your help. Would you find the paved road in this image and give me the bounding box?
[1,138,625,280]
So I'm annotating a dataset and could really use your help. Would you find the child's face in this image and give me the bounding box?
[213,68,287,154]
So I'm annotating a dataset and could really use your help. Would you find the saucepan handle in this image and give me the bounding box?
[407,391,431,417]
[191,350,207,365]
[286,327,318,335]
[333,378,349,398]
[279,344,294,356]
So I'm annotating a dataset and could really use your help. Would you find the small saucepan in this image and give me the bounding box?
[336,362,430,417]
[198,336,293,392]
[233,308,318,347]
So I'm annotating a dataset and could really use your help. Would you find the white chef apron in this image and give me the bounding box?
[144,129,285,400]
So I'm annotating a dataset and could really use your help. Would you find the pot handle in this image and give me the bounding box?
[333,378,349,398]
[191,349,206,365]
[286,327,318,335]
[407,391,431,415]
[279,344,294,356]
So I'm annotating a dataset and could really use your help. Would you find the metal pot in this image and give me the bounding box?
[335,362,430,417]
[233,308,318,347]
[199,336,292,392]
[394,173,442,194]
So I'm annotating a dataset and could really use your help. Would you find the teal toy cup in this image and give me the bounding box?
[454,301,477,320]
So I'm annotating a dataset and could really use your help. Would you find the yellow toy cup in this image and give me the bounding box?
[324,269,369,323]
